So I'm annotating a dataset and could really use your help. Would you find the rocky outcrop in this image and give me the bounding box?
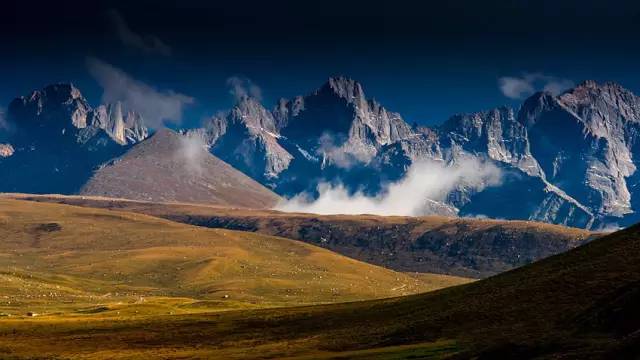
[4,79,640,229]
[199,97,293,184]
[201,76,418,194]
[280,76,414,167]
[89,102,148,145]
[0,83,150,194]
[440,107,542,177]
[197,78,640,229]
[517,81,640,225]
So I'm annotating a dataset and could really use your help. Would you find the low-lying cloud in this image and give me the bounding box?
[176,132,209,176]
[276,158,502,216]
[226,76,262,102]
[595,223,622,233]
[87,57,194,129]
[498,73,574,99]
[108,9,172,56]
[316,132,370,169]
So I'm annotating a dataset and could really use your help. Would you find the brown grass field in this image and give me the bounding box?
[6,193,597,278]
[0,198,470,317]
[0,197,635,359]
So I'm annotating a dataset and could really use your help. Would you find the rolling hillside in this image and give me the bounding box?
[0,209,637,359]
[13,194,597,277]
[0,198,468,317]
[80,129,281,208]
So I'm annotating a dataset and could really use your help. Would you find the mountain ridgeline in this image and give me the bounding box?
[196,78,640,229]
[2,79,640,228]
[0,84,147,194]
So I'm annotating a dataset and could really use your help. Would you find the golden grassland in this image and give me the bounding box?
[5,193,597,278]
[0,197,637,358]
[9,193,594,237]
[0,198,469,317]
[1,196,635,359]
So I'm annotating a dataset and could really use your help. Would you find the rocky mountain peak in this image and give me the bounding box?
[321,76,367,106]
[576,79,600,89]
[516,91,558,129]
[30,83,84,103]
[558,81,640,122]
[230,96,280,135]
[273,96,304,129]
[567,80,631,98]
[90,102,148,145]
[9,83,92,131]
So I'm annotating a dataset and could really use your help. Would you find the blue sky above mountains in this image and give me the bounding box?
[2,0,640,128]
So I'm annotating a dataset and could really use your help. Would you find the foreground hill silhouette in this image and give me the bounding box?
[0,201,637,358]
[0,199,466,318]
[13,194,596,277]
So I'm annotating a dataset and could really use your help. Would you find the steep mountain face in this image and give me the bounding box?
[200,76,420,195]
[0,84,149,194]
[80,129,281,208]
[197,97,292,187]
[518,81,640,226]
[280,76,414,164]
[199,78,640,229]
[4,79,640,229]
[437,107,595,228]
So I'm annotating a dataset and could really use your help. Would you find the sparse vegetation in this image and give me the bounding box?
[11,194,598,277]
[0,197,636,358]
[0,197,633,359]
[0,198,468,319]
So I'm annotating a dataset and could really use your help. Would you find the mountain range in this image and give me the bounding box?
[2,78,640,229]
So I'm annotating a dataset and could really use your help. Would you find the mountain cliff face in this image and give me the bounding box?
[518,81,640,225]
[197,97,292,185]
[0,83,149,194]
[199,78,640,229]
[3,79,640,229]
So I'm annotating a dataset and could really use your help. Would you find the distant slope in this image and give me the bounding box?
[13,194,597,278]
[1,212,637,359]
[80,129,280,208]
[0,198,467,317]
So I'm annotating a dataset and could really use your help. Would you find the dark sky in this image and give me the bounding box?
[2,0,640,127]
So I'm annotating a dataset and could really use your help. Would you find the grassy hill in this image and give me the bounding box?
[0,198,469,318]
[0,201,636,359]
[12,194,597,277]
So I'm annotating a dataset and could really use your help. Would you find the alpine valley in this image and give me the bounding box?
[3,78,640,230]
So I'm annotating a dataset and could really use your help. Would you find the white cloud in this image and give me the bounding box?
[542,78,575,95]
[498,76,535,99]
[498,73,574,99]
[108,9,172,56]
[276,158,502,216]
[87,57,194,129]
[316,132,370,169]
[176,132,209,176]
[226,76,262,102]
[595,223,622,233]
